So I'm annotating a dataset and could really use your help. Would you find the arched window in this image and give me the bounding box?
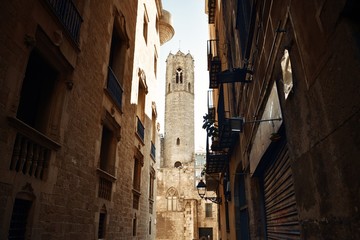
[188,82,191,91]
[176,137,180,145]
[166,187,178,211]
[176,68,183,84]
[168,83,171,93]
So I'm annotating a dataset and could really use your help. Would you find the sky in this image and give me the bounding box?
[157,0,209,152]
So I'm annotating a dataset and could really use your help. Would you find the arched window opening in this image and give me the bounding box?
[168,83,171,93]
[188,82,191,91]
[176,68,183,84]
[176,137,180,145]
[166,187,178,211]
[174,161,182,168]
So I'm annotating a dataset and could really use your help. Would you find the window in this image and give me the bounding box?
[133,148,144,209]
[176,137,180,145]
[133,158,142,191]
[149,167,155,213]
[236,0,255,58]
[136,69,147,143]
[98,206,107,240]
[133,214,137,236]
[150,103,157,160]
[107,11,129,109]
[281,49,293,99]
[154,47,158,77]
[99,125,116,174]
[176,68,183,83]
[11,28,68,180]
[8,198,32,239]
[99,110,120,175]
[149,167,155,200]
[97,111,120,200]
[166,187,178,211]
[17,50,58,133]
[143,6,149,43]
[149,218,152,235]
[205,203,213,217]
[155,15,159,34]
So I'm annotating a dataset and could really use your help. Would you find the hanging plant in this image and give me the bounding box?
[202,113,218,138]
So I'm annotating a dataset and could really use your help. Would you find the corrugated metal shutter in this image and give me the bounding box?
[263,144,301,239]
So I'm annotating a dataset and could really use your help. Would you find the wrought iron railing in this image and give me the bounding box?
[207,40,221,88]
[45,0,82,44]
[217,85,239,149]
[136,116,145,142]
[107,66,123,109]
[150,141,156,160]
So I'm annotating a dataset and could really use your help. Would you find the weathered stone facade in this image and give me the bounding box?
[0,0,173,239]
[204,0,360,239]
[156,51,218,240]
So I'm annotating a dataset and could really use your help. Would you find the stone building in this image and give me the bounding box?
[0,0,173,239]
[156,51,218,240]
[202,0,360,239]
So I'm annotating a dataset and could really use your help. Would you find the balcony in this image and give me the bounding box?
[98,176,112,201]
[107,66,124,110]
[159,9,175,45]
[206,133,229,174]
[207,40,221,88]
[8,117,61,180]
[208,0,216,24]
[10,133,51,180]
[217,85,239,149]
[136,116,145,143]
[44,0,83,44]
[96,168,116,201]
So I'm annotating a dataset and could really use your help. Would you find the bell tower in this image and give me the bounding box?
[163,50,194,168]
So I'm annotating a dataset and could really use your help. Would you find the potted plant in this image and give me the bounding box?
[202,113,219,150]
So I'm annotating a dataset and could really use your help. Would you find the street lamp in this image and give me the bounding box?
[196,179,222,204]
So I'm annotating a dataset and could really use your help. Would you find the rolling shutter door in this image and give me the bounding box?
[263,144,301,239]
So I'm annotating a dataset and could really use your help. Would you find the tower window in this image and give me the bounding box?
[166,187,178,211]
[176,137,180,145]
[176,68,183,83]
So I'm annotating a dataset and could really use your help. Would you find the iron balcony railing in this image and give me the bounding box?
[150,141,156,160]
[45,0,83,44]
[206,132,229,174]
[107,66,124,109]
[217,85,239,149]
[136,116,145,142]
[207,40,221,88]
